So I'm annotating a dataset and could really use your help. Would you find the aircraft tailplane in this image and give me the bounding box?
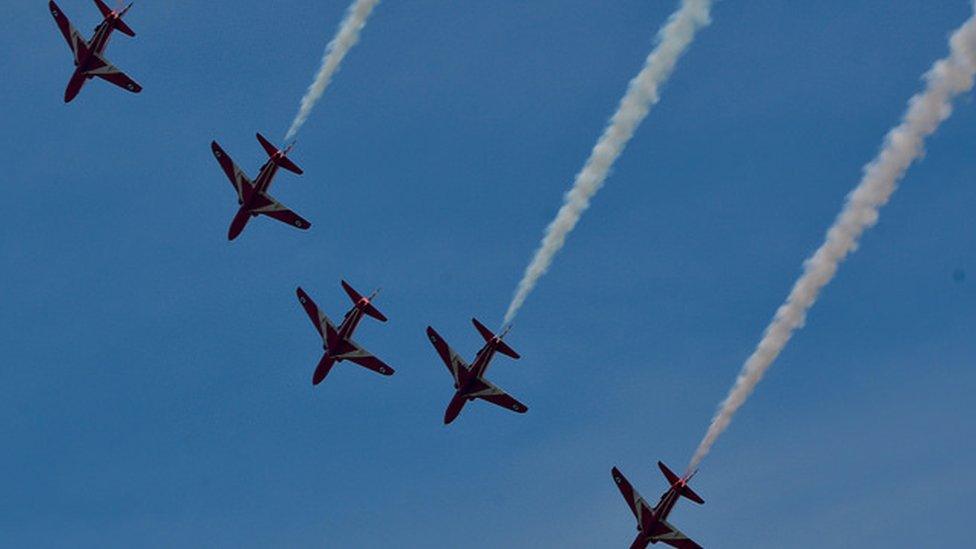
[256,133,303,175]
[94,0,136,36]
[471,318,519,359]
[93,0,112,17]
[658,461,705,505]
[341,280,387,322]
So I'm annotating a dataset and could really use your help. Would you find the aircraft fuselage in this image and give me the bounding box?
[65,18,115,100]
[311,300,370,384]
[330,302,368,357]
[652,484,681,524]
[441,340,501,422]
[84,20,114,63]
[461,339,499,393]
[227,159,280,239]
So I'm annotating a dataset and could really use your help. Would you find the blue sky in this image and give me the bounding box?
[2,1,975,547]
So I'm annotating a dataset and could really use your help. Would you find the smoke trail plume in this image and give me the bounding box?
[284,0,379,141]
[689,4,976,472]
[503,1,712,326]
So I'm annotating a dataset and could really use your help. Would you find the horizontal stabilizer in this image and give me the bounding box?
[94,0,135,36]
[256,133,303,175]
[276,154,302,175]
[658,462,704,505]
[341,280,387,322]
[471,318,519,359]
[114,14,136,37]
[93,0,112,17]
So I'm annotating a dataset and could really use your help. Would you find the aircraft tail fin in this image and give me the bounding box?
[471,318,519,359]
[256,133,303,175]
[95,0,136,36]
[658,461,705,505]
[341,280,387,322]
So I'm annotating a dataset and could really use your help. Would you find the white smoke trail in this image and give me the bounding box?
[284,0,380,141]
[689,4,976,472]
[502,0,713,326]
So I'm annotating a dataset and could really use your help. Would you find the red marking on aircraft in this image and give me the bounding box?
[211,133,312,240]
[426,319,527,424]
[612,462,705,549]
[297,281,394,385]
[49,1,142,103]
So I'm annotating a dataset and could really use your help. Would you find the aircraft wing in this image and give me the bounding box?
[612,468,643,522]
[49,2,88,63]
[212,142,254,203]
[250,192,311,230]
[465,377,528,414]
[612,467,656,530]
[296,287,331,338]
[332,338,394,376]
[426,326,469,387]
[652,520,702,549]
[629,534,650,549]
[83,53,142,94]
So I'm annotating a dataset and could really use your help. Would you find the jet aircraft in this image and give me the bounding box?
[612,462,705,549]
[297,281,394,385]
[426,319,527,424]
[211,133,312,240]
[49,0,142,103]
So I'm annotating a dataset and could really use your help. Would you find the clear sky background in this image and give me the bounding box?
[2,1,975,547]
